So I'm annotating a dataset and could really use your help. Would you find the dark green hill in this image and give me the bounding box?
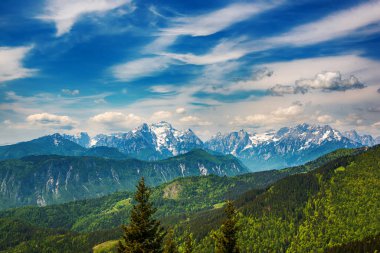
[83,146,128,160]
[0,149,247,209]
[0,133,132,161]
[0,134,85,160]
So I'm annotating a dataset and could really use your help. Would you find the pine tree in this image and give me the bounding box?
[214,201,239,253]
[183,230,194,253]
[163,229,178,253]
[118,177,165,253]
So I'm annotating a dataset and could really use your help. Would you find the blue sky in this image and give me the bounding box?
[1,0,380,144]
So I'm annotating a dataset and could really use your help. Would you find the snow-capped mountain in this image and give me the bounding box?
[205,123,364,170]
[61,122,379,170]
[62,132,91,148]
[65,121,203,160]
[342,130,376,146]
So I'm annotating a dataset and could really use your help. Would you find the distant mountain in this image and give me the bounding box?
[0,134,85,160]
[83,146,128,160]
[0,134,128,160]
[0,149,247,209]
[62,132,92,148]
[342,130,376,146]
[205,123,363,170]
[65,121,203,160]
[3,122,378,171]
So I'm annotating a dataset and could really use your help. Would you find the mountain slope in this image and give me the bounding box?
[0,134,85,160]
[0,146,377,252]
[205,123,362,170]
[0,147,360,231]
[190,145,380,252]
[0,134,128,160]
[81,122,204,160]
[0,149,247,209]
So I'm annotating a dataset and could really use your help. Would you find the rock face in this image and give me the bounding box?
[342,130,377,146]
[67,121,204,160]
[0,149,247,210]
[205,124,364,170]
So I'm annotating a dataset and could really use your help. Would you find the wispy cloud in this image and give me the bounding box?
[145,2,280,52]
[0,46,37,83]
[38,0,133,36]
[112,56,172,82]
[125,2,282,80]
[161,2,277,37]
[266,0,380,46]
[149,85,177,94]
[162,38,247,65]
[181,1,380,66]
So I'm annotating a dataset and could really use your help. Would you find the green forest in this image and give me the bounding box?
[0,146,379,252]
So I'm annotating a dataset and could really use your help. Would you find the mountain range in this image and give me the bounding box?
[1,122,379,171]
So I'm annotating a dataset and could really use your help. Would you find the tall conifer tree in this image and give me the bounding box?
[214,201,239,253]
[163,229,178,253]
[118,177,165,253]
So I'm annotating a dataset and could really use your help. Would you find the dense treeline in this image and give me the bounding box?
[326,234,380,253]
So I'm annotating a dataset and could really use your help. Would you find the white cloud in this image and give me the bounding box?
[151,110,172,120]
[272,104,304,117]
[94,98,107,104]
[26,113,77,130]
[90,111,142,130]
[231,103,304,126]
[0,46,36,83]
[208,54,380,96]
[179,115,212,126]
[317,114,335,124]
[3,120,11,125]
[176,107,186,114]
[38,0,132,36]
[269,71,366,95]
[372,121,380,128]
[112,57,171,81]
[61,89,80,95]
[296,71,365,90]
[149,85,176,93]
[345,113,364,126]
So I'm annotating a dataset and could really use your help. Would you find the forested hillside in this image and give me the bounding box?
[0,149,247,209]
[0,146,378,252]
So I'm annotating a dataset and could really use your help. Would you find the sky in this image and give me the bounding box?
[1,0,380,144]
